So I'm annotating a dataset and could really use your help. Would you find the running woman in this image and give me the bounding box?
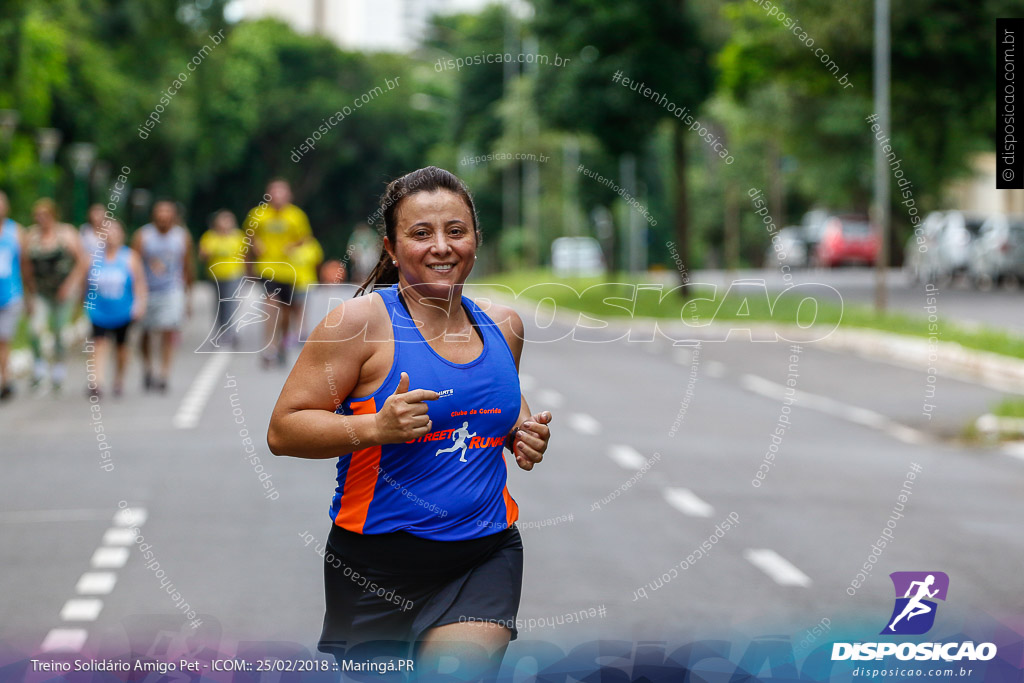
[244,179,311,367]
[26,198,88,394]
[268,167,552,680]
[132,200,194,392]
[0,191,31,401]
[79,203,107,260]
[85,220,146,398]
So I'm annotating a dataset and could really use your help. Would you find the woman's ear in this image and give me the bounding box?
[382,236,395,263]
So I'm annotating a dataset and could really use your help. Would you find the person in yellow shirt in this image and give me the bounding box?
[243,178,311,366]
[199,209,247,349]
[287,235,324,348]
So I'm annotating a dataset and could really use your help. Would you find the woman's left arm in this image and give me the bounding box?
[58,226,88,303]
[493,302,552,471]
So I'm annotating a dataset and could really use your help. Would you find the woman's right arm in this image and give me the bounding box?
[267,296,438,459]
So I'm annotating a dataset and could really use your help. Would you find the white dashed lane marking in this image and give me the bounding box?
[744,548,812,587]
[60,598,103,622]
[90,547,129,569]
[102,527,138,545]
[567,413,601,435]
[40,629,88,653]
[607,444,647,470]
[536,388,565,409]
[663,488,714,518]
[42,506,148,652]
[704,360,726,377]
[76,572,117,595]
[173,353,232,429]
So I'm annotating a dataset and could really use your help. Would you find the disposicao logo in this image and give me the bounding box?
[882,571,948,635]
[832,571,997,662]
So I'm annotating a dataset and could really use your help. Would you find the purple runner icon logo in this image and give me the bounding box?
[881,571,949,635]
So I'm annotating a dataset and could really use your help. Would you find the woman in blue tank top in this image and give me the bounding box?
[85,220,147,398]
[268,167,552,678]
[0,191,28,401]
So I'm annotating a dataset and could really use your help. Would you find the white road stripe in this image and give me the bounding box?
[60,598,103,621]
[537,388,565,408]
[113,507,147,527]
[739,373,930,445]
[40,629,88,652]
[90,547,129,569]
[704,360,726,377]
[663,488,714,518]
[173,353,232,429]
[76,572,117,595]
[744,548,812,587]
[567,413,601,435]
[607,444,647,470]
[102,527,137,545]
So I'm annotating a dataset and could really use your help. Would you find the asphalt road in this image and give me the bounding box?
[1,280,1022,670]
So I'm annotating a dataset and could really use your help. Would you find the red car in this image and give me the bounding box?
[814,214,880,267]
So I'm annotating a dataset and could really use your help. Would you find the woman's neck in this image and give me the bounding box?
[398,280,466,325]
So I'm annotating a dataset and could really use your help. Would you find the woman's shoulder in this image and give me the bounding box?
[469,297,524,358]
[471,298,522,332]
[314,289,391,343]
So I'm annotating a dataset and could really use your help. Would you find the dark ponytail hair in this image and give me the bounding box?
[356,166,480,296]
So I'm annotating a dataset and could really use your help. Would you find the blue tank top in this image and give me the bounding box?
[139,224,187,293]
[330,283,521,541]
[87,247,134,328]
[0,219,22,307]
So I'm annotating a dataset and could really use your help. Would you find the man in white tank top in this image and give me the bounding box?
[131,200,194,392]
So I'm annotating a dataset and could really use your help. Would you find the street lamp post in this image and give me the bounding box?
[0,109,19,184]
[69,142,97,225]
[131,188,152,229]
[36,128,62,199]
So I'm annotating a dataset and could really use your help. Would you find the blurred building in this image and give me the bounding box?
[946,153,1024,215]
[231,0,491,52]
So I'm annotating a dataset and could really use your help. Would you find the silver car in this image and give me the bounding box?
[904,211,945,284]
[967,214,1024,289]
[765,226,808,269]
[932,211,986,283]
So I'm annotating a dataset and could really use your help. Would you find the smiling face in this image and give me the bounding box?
[385,189,477,294]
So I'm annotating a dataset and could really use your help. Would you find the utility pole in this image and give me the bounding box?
[873,0,890,311]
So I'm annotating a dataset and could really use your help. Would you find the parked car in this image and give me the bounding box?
[904,211,946,284]
[932,210,986,283]
[551,236,606,277]
[814,214,879,267]
[765,226,808,268]
[967,214,1024,289]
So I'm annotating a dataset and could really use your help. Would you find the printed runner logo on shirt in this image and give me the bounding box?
[408,411,508,464]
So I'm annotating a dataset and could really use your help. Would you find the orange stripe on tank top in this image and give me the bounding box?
[334,397,381,533]
[500,451,519,527]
